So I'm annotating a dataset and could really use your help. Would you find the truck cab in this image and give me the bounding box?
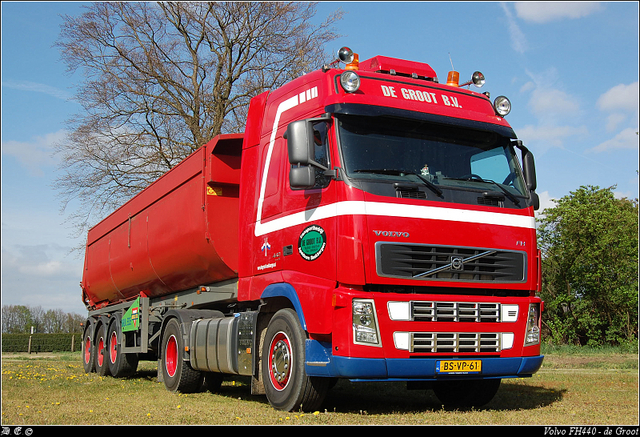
[237,48,543,408]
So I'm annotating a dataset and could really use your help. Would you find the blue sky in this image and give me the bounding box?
[1,2,638,316]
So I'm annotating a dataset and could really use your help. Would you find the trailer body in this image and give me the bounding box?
[80,48,543,411]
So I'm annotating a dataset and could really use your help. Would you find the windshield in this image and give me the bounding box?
[336,115,528,199]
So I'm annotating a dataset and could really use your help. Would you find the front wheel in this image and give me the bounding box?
[433,378,501,408]
[261,308,329,412]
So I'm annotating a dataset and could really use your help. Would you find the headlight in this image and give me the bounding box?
[353,299,381,346]
[524,303,541,346]
[340,70,360,93]
[493,95,511,116]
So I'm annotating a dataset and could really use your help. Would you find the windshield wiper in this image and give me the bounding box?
[353,169,443,197]
[444,175,520,205]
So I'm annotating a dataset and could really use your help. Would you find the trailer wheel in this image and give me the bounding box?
[160,318,203,393]
[94,323,111,376]
[433,378,501,408]
[262,308,329,412]
[107,317,139,378]
[82,322,96,373]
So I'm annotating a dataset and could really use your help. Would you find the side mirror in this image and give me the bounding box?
[285,117,331,189]
[286,120,314,166]
[514,140,537,192]
[290,165,316,189]
[522,150,537,192]
[514,140,539,210]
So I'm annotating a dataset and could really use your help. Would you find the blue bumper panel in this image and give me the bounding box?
[305,339,544,380]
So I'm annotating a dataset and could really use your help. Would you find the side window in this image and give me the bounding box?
[311,121,331,189]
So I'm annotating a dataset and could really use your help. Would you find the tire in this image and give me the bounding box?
[107,317,139,378]
[94,323,111,376]
[82,322,96,373]
[433,378,501,408]
[261,308,329,412]
[160,318,203,393]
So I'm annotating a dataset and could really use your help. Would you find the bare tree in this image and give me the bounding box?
[43,309,66,334]
[2,305,86,333]
[54,2,343,236]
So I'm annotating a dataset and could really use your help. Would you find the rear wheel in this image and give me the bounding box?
[107,317,139,377]
[261,308,329,412]
[433,379,501,408]
[94,323,110,376]
[81,322,96,373]
[160,318,203,393]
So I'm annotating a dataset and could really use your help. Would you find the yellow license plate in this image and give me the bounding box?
[436,360,482,374]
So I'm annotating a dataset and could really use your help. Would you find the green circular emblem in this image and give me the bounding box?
[298,225,326,261]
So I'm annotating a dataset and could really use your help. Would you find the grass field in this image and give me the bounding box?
[1,347,637,426]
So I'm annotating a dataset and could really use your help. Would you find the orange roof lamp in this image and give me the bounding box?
[447,70,485,88]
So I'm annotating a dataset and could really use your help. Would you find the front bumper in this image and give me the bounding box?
[305,339,544,380]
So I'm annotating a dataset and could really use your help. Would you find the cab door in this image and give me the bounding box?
[280,119,337,283]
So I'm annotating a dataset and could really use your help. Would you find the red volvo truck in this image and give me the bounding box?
[80,47,543,411]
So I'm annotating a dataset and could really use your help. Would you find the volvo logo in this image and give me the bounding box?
[450,256,464,271]
[373,230,410,238]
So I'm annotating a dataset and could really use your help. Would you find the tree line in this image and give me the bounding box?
[2,305,84,334]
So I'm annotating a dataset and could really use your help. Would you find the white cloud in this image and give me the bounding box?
[1,244,78,279]
[1,130,67,176]
[499,3,528,54]
[597,82,639,113]
[519,81,536,94]
[605,113,627,132]
[529,87,581,118]
[534,190,557,221]
[0,243,86,313]
[588,127,639,153]
[517,124,589,150]
[2,79,73,101]
[514,2,603,23]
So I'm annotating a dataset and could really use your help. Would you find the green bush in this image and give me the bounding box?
[1,333,79,353]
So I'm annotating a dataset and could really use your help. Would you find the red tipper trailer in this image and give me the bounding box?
[80,47,544,411]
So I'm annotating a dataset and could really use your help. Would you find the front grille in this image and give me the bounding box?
[412,301,500,322]
[411,332,501,353]
[376,243,526,283]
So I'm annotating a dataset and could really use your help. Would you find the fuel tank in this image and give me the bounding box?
[81,134,244,309]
